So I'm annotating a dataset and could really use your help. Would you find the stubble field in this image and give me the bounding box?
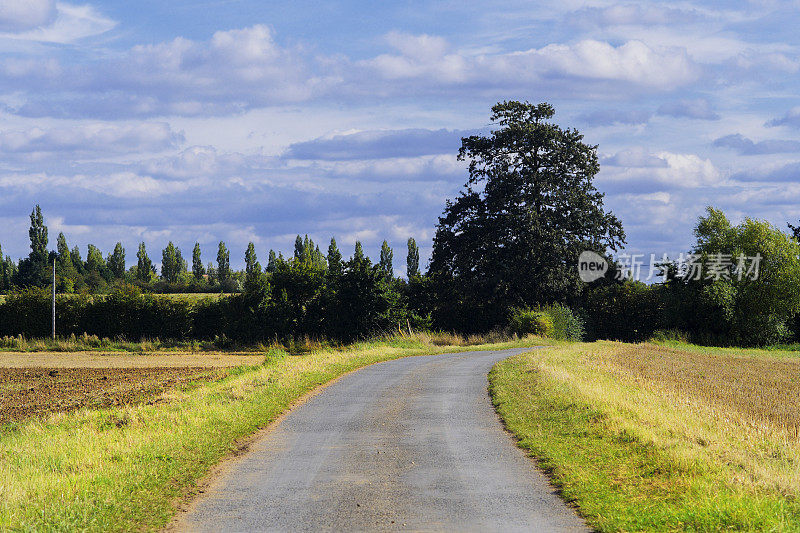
[490,341,800,531]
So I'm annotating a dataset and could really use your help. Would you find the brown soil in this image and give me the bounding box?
[0,367,227,425]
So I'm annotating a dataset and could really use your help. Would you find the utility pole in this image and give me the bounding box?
[52,257,56,340]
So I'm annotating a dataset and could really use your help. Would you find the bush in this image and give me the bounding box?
[541,304,585,341]
[509,309,553,337]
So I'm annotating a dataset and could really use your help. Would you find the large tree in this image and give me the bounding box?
[217,241,230,282]
[245,242,261,281]
[429,101,625,330]
[107,242,126,279]
[161,242,179,283]
[136,243,152,282]
[667,207,800,346]
[16,205,50,287]
[192,243,205,280]
[406,237,420,279]
[327,238,342,277]
[379,240,393,281]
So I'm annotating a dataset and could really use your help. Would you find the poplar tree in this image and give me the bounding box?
[16,205,49,286]
[108,242,125,279]
[266,249,278,273]
[176,247,187,276]
[206,261,216,284]
[86,245,105,272]
[136,242,152,282]
[406,237,420,278]
[29,205,48,268]
[192,243,205,280]
[161,242,179,283]
[217,241,230,282]
[327,238,342,276]
[379,240,393,280]
[294,235,305,262]
[56,233,73,270]
[353,241,368,268]
[245,242,260,280]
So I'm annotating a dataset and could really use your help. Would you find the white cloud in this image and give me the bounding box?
[316,154,465,182]
[0,2,115,43]
[364,34,699,91]
[141,146,251,180]
[0,122,183,157]
[0,0,56,32]
[569,4,703,27]
[599,151,722,190]
[602,148,668,167]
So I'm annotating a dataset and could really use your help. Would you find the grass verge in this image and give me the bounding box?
[0,334,543,531]
[489,341,800,532]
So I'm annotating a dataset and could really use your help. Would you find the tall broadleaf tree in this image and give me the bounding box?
[161,242,179,283]
[86,245,105,272]
[294,235,305,262]
[71,246,85,275]
[108,242,126,279]
[56,233,72,270]
[327,238,342,277]
[429,101,625,330]
[29,205,48,267]
[245,242,261,280]
[136,243,152,282]
[379,240,393,281]
[175,247,187,276]
[266,249,278,273]
[16,205,50,287]
[406,237,420,279]
[192,243,205,280]
[353,241,367,267]
[217,241,230,282]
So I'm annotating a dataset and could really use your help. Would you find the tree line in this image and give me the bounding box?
[0,206,422,297]
[2,101,799,347]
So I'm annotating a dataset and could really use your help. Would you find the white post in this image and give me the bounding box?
[52,257,56,340]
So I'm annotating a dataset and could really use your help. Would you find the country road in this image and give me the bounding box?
[175,348,587,532]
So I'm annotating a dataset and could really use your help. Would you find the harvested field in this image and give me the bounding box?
[601,343,800,435]
[0,352,264,368]
[491,341,800,531]
[0,366,227,425]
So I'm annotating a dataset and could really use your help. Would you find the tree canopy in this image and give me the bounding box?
[429,101,625,330]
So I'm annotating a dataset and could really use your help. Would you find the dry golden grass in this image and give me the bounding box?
[603,343,800,438]
[491,341,800,531]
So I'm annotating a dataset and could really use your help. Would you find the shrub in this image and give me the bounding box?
[509,308,553,337]
[541,304,585,341]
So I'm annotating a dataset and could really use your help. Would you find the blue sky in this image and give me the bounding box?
[0,0,799,273]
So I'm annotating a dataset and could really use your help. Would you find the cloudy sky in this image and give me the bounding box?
[0,0,798,273]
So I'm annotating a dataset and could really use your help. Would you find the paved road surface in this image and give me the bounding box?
[176,348,587,532]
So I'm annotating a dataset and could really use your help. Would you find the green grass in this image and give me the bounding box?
[0,334,544,531]
[490,343,800,532]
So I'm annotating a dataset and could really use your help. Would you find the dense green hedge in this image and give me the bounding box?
[0,260,423,343]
